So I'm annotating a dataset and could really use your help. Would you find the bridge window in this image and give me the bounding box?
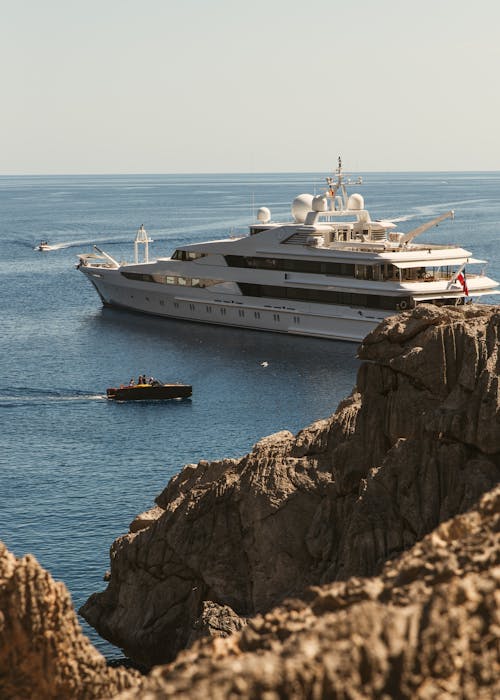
[171,250,207,261]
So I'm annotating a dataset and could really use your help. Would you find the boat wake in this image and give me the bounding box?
[388,214,416,223]
[0,387,106,407]
[413,198,489,218]
[33,240,97,251]
[379,198,490,227]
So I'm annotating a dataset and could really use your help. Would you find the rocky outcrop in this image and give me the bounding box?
[112,484,500,699]
[0,541,140,700]
[185,600,247,648]
[80,305,500,667]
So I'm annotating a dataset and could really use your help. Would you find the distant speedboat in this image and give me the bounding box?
[77,159,499,343]
[36,241,51,252]
[106,381,192,401]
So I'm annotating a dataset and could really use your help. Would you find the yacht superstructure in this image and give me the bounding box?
[77,159,499,342]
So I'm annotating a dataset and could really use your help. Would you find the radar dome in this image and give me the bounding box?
[257,206,271,223]
[312,195,328,212]
[347,193,364,210]
[291,194,314,223]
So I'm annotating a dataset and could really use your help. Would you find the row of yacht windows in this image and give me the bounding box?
[225,255,452,282]
[121,271,221,287]
[225,255,355,276]
[238,283,407,310]
[128,292,302,322]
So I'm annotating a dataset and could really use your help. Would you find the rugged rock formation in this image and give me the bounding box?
[112,484,500,699]
[0,541,140,700]
[185,600,247,649]
[80,304,500,667]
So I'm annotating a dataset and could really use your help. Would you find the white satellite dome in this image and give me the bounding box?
[291,194,314,223]
[312,195,328,212]
[347,193,364,210]
[257,206,271,223]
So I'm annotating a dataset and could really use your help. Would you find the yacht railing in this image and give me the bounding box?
[385,270,484,283]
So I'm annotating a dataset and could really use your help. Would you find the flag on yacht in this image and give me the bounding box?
[457,270,469,296]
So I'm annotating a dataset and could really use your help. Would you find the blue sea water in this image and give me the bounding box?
[1,170,499,659]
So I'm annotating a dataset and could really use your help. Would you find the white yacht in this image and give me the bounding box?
[77,159,499,342]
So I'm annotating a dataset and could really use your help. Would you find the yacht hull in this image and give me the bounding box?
[82,267,387,342]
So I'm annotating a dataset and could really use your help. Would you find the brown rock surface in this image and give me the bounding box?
[80,304,500,667]
[0,541,140,700]
[185,600,247,648]
[112,485,500,699]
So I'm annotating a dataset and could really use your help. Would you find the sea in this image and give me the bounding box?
[1,170,499,659]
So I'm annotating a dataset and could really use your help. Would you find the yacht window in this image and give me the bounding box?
[172,250,207,261]
[355,265,374,281]
[383,264,400,281]
[121,272,155,283]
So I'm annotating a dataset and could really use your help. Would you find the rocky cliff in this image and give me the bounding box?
[112,483,500,699]
[3,304,500,698]
[80,304,500,667]
[0,542,139,700]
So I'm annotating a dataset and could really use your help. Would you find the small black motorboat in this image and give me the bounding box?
[106,382,192,401]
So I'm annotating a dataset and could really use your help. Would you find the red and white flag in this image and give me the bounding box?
[457,270,469,296]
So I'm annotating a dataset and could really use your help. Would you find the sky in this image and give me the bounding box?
[1,0,500,174]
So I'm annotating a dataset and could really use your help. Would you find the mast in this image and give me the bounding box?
[134,224,153,263]
[326,155,349,209]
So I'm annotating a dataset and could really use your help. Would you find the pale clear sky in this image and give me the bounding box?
[2,0,499,174]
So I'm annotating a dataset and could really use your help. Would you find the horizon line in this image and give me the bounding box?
[1,168,500,177]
